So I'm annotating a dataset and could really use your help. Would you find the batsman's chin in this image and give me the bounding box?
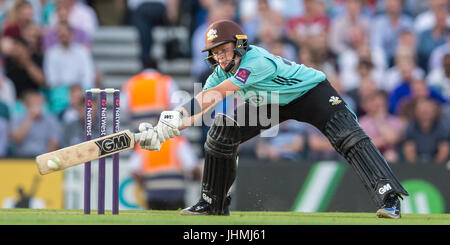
[219,62,230,70]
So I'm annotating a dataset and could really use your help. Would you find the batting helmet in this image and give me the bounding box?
[202,20,249,71]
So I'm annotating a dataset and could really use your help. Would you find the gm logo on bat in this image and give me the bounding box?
[95,133,131,156]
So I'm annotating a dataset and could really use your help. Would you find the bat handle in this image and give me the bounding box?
[134,133,142,142]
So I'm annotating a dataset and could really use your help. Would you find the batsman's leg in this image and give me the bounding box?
[291,80,408,219]
[324,109,408,219]
[180,113,240,215]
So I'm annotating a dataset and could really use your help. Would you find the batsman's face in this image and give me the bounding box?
[211,42,236,70]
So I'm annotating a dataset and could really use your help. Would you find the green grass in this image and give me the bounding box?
[1,209,449,225]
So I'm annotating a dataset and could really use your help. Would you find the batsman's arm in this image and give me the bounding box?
[176,79,241,130]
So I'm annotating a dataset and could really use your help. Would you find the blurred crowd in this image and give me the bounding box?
[193,0,450,165]
[0,0,449,166]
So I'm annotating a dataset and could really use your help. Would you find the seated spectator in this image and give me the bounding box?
[347,76,379,117]
[306,30,338,79]
[397,76,447,120]
[240,0,286,44]
[255,120,306,161]
[427,52,450,101]
[416,4,448,73]
[2,0,34,40]
[403,98,449,164]
[266,38,298,64]
[286,0,329,48]
[254,17,297,63]
[359,91,406,163]
[2,22,46,99]
[305,123,344,162]
[428,32,449,71]
[42,3,91,52]
[370,0,414,67]
[48,0,98,39]
[10,90,61,158]
[61,93,98,148]
[60,84,84,123]
[391,72,447,116]
[338,42,387,92]
[328,0,371,55]
[383,45,424,94]
[43,22,95,115]
[414,0,449,34]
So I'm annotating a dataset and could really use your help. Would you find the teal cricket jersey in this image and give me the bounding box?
[203,45,327,106]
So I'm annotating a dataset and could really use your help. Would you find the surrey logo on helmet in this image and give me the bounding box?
[207,29,218,41]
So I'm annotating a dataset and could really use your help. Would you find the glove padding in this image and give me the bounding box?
[155,110,182,143]
[138,122,161,151]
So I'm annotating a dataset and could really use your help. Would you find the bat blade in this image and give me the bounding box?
[35,130,139,175]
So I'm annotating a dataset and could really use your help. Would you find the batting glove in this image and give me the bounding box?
[138,122,161,151]
[155,110,182,143]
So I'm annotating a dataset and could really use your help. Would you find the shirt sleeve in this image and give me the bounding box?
[203,72,222,91]
[228,57,276,88]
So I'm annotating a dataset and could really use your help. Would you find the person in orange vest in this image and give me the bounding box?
[123,58,200,210]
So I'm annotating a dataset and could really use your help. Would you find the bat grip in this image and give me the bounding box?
[134,133,142,142]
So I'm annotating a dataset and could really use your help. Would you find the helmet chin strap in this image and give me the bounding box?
[222,53,239,73]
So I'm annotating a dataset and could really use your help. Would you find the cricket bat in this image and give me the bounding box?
[35,130,141,175]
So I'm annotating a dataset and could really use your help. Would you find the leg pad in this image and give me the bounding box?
[324,110,408,207]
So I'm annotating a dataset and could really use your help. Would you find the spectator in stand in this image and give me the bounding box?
[403,0,429,18]
[396,29,417,56]
[43,22,95,115]
[2,0,34,40]
[427,53,450,101]
[2,22,46,100]
[306,30,338,80]
[403,98,449,164]
[371,0,414,67]
[60,84,84,123]
[359,91,406,163]
[383,45,424,93]
[428,32,449,71]
[42,3,90,52]
[253,17,297,63]
[128,0,179,64]
[61,89,98,147]
[414,0,449,34]
[389,65,446,116]
[10,90,61,158]
[265,38,298,64]
[338,40,387,92]
[397,76,447,120]
[416,5,448,73]
[255,120,306,162]
[239,0,287,44]
[286,0,329,49]
[328,0,371,56]
[347,76,379,117]
[48,0,98,39]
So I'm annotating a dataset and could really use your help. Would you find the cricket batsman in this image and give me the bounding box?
[137,20,409,218]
